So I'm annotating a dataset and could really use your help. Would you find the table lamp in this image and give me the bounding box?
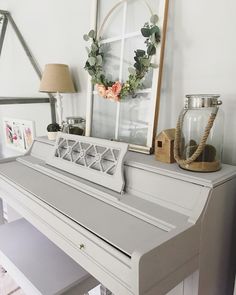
[39,64,76,126]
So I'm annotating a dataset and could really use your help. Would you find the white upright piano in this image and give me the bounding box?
[0,133,235,295]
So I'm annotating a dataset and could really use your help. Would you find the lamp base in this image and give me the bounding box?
[56,92,63,126]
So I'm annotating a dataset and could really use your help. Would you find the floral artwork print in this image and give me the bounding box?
[3,118,35,152]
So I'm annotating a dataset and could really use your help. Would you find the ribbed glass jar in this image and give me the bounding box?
[62,117,86,136]
[174,94,224,172]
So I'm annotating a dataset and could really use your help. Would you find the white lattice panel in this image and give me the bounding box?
[46,133,128,193]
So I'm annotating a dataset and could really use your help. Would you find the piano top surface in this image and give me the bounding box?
[36,137,236,188]
[125,152,236,188]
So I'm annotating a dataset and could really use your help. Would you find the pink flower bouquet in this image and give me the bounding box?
[96,81,122,102]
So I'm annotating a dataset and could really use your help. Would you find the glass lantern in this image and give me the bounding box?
[174,94,224,172]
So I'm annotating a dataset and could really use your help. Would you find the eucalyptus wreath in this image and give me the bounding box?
[84,14,161,101]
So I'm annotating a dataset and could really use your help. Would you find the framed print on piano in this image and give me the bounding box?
[85,0,169,154]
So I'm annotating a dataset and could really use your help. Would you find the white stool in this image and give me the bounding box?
[0,219,98,295]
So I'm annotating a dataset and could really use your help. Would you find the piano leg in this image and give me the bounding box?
[100,285,113,295]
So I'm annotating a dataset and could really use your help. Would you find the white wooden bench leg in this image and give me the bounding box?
[100,285,113,295]
[0,198,4,225]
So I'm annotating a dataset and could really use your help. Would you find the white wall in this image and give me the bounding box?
[0,0,92,139]
[159,0,236,164]
[0,0,235,164]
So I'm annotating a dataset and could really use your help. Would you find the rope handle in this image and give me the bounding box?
[97,0,154,39]
[174,107,219,166]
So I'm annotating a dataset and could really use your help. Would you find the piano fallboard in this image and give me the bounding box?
[0,136,235,295]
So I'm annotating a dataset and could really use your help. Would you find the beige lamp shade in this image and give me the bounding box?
[39,64,76,93]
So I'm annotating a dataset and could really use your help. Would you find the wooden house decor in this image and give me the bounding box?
[155,128,176,163]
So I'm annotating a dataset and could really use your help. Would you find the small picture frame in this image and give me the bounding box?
[3,118,35,152]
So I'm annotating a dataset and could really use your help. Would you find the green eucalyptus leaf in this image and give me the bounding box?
[88,29,95,38]
[88,56,96,66]
[85,46,90,53]
[141,58,150,67]
[151,26,160,35]
[83,34,89,41]
[155,32,161,43]
[96,72,102,79]
[135,49,146,57]
[91,43,98,52]
[128,67,136,75]
[99,73,105,81]
[85,61,90,68]
[150,14,159,24]
[147,44,156,55]
[88,69,95,76]
[141,27,151,37]
[89,50,96,57]
[134,62,141,71]
[96,55,103,65]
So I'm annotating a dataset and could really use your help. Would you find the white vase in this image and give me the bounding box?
[47,132,58,141]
